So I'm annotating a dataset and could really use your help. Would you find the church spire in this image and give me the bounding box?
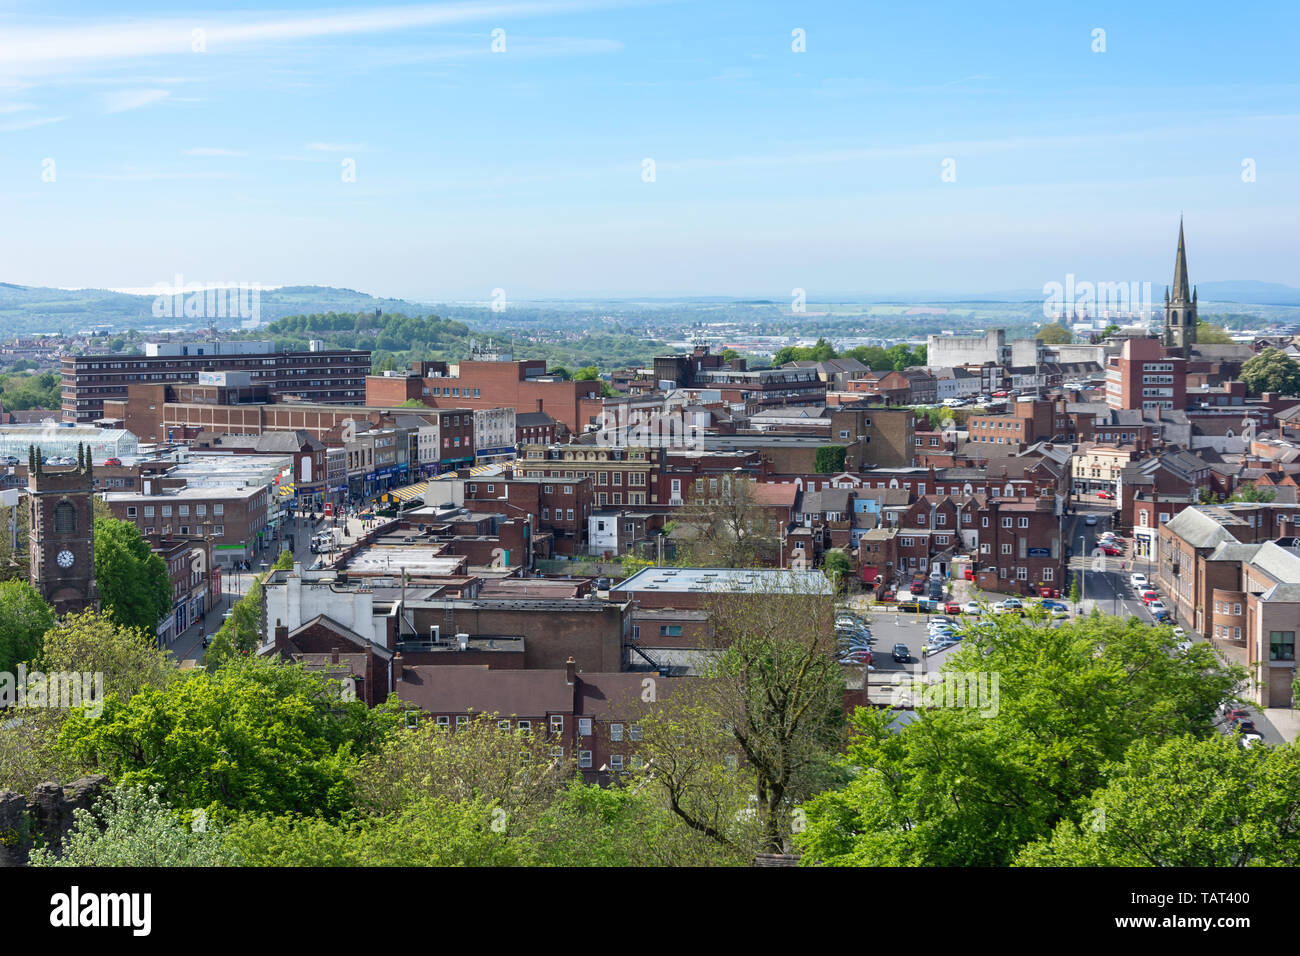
[1172,216,1191,302]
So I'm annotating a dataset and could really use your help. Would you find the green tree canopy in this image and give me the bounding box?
[1241,347,1300,396]
[796,614,1242,866]
[1035,322,1073,344]
[93,517,171,637]
[1016,734,1300,866]
[0,580,54,675]
[57,657,400,819]
[814,445,847,474]
[29,784,240,867]
[1196,321,1234,345]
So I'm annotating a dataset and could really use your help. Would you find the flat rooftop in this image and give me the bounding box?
[614,566,832,595]
[344,546,465,577]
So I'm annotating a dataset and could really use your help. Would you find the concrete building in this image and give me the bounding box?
[63,340,370,423]
[926,329,1010,369]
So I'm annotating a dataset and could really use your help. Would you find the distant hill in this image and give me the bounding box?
[0,283,437,333]
[1194,281,1300,306]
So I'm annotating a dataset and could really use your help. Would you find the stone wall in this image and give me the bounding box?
[0,775,110,866]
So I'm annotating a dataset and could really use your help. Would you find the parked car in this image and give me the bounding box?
[1039,599,1068,612]
[1175,639,1193,653]
[961,601,982,615]
[1154,609,1172,623]
[1096,490,1115,500]
[944,601,962,614]
[1239,733,1265,748]
[1100,545,1122,556]
[1130,573,1148,589]
[593,577,611,591]
[103,457,122,466]
[1084,515,1097,526]
[994,598,1025,616]
[892,643,911,663]
[896,601,922,613]
[1140,590,1159,604]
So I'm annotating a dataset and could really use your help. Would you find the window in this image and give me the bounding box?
[579,751,593,769]
[630,755,644,770]
[456,715,469,727]
[143,506,155,518]
[403,711,420,729]
[1018,518,1029,528]
[578,718,592,736]
[660,625,683,637]
[610,723,624,742]
[1001,517,1012,528]
[1001,543,1012,555]
[1043,568,1054,582]
[1233,603,1242,616]
[125,506,137,519]
[436,715,450,727]
[497,720,511,731]
[517,720,531,736]
[1270,631,1296,661]
[55,502,78,531]
[550,715,564,734]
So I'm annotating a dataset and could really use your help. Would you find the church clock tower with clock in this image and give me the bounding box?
[27,443,99,616]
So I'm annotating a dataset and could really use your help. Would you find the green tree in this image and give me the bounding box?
[0,580,54,675]
[1229,484,1276,503]
[397,398,427,407]
[1241,347,1300,396]
[57,657,400,819]
[1035,322,1073,344]
[796,614,1243,866]
[1100,324,1121,338]
[572,366,601,380]
[1196,322,1234,345]
[814,445,847,474]
[93,517,171,637]
[822,549,851,592]
[1069,573,1081,606]
[1016,735,1300,866]
[224,796,525,866]
[638,583,847,854]
[351,714,573,829]
[29,785,240,867]
[0,610,176,796]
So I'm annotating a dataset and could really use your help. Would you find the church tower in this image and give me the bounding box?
[1162,217,1197,351]
[28,443,99,615]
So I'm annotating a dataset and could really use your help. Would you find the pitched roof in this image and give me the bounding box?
[1162,507,1242,550]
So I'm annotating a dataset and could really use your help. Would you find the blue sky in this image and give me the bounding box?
[0,0,1297,301]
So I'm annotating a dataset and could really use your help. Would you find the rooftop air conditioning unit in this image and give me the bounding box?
[429,625,441,643]
[456,633,469,651]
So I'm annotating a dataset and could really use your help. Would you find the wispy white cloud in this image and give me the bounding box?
[305,142,365,153]
[0,115,66,132]
[0,103,36,114]
[81,170,234,181]
[102,88,170,113]
[0,1,642,73]
[184,147,248,156]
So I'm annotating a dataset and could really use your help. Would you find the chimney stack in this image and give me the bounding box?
[393,652,404,684]
[331,647,340,664]
[274,624,289,649]
[565,657,576,686]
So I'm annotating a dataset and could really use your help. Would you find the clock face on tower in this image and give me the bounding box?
[56,549,74,568]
